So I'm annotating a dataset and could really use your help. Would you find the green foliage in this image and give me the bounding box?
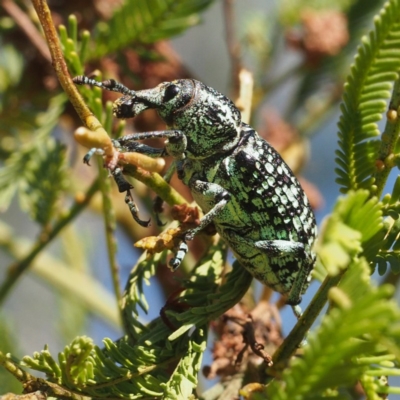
[315,190,382,279]
[267,258,400,399]
[91,0,216,59]
[0,93,68,225]
[59,15,88,77]
[267,188,400,399]
[335,0,400,192]
[362,175,400,275]
[161,333,207,400]
[22,243,252,398]
[374,217,400,275]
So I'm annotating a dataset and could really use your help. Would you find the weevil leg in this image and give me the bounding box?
[83,147,105,165]
[111,131,187,226]
[292,305,303,319]
[125,191,151,227]
[116,130,187,158]
[111,167,133,192]
[112,166,150,227]
[112,139,166,158]
[169,242,189,271]
[286,254,315,306]
[168,180,231,270]
[113,169,150,226]
[184,180,231,241]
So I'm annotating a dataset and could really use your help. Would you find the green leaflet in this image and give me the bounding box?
[91,0,216,59]
[314,190,383,278]
[267,258,400,400]
[374,217,400,275]
[23,344,62,381]
[336,0,400,192]
[161,328,207,399]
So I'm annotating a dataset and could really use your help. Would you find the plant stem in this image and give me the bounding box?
[374,72,400,198]
[97,159,123,321]
[2,0,51,62]
[270,271,345,375]
[223,0,242,96]
[0,179,100,305]
[125,166,187,207]
[30,0,114,151]
[0,351,35,384]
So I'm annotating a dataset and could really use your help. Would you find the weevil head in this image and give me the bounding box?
[113,79,242,158]
[112,79,194,120]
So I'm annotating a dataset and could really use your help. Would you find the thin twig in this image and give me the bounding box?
[0,351,35,385]
[374,71,400,198]
[0,392,46,400]
[269,271,345,375]
[124,166,187,207]
[30,0,109,138]
[97,159,123,320]
[235,69,253,124]
[223,0,242,96]
[2,0,51,62]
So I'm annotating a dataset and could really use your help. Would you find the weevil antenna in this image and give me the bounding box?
[73,76,136,96]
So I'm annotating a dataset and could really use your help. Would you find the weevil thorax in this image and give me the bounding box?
[159,79,242,159]
[113,79,242,159]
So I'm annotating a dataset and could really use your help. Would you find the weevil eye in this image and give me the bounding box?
[164,84,180,102]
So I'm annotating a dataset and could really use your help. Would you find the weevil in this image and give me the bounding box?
[73,76,317,312]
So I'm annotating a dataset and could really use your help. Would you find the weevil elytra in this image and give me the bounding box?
[73,76,317,310]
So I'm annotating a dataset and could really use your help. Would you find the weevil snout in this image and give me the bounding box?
[112,79,197,120]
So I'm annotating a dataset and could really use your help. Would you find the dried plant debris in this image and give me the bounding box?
[203,302,283,380]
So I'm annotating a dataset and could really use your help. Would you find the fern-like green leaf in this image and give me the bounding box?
[91,0,215,59]
[336,0,400,192]
[267,258,400,400]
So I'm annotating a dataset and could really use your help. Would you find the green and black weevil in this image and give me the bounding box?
[73,76,317,313]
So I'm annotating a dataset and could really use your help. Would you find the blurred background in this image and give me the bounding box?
[0,0,393,394]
